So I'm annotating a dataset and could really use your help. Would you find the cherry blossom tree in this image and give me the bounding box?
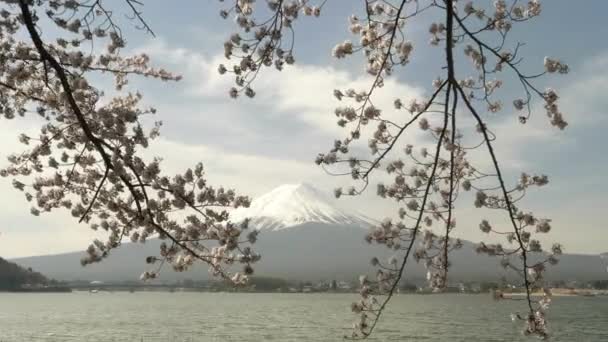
[218,0,566,339]
[1,0,569,340]
[0,0,259,285]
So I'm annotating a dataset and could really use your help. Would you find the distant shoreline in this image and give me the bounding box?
[4,287,605,297]
[0,286,72,293]
[503,288,608,297]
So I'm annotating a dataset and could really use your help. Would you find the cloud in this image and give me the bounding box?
[2,41,607,258]
[140,38,577,174]
[140,38,425,136]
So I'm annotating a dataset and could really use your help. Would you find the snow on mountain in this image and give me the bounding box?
[230,183,375,230]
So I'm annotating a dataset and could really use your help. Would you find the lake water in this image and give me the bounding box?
[0,292,607,341]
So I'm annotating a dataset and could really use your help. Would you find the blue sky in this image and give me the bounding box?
[0,1,606,257]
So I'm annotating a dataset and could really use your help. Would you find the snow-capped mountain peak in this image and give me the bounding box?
[230,183,374,231]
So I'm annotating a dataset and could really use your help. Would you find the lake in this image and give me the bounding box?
[0,292,607,341]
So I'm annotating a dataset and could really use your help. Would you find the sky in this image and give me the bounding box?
[0,1,607,258]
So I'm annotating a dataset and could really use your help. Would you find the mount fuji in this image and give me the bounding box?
[11,183,607,283]
[230,183,374,231]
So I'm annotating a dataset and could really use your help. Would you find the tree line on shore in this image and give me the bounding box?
[0,257,68,291]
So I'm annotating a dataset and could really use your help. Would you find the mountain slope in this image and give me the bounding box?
[11,183,608,283]
[12,224,607,283]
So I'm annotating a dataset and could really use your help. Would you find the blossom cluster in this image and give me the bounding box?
[216,0,326,98]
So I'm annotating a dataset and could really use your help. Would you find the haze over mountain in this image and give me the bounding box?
[11,183,607,283]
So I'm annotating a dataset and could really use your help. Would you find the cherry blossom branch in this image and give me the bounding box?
[455,82,534,312]
[359,83,453,339]
[3,0,258,286]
